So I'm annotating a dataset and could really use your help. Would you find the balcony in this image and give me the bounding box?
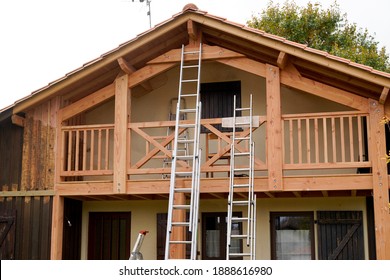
[59,111,371,182]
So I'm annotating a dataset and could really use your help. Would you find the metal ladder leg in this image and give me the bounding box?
[165,43,202,260]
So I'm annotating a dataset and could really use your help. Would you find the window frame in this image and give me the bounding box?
[270,211,315,260]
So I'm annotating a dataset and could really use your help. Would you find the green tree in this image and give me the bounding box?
[247,0,390,72]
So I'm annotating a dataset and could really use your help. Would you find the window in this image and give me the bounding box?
[202,212,242,260]
[270,212,315,260]
[200,81,241,133]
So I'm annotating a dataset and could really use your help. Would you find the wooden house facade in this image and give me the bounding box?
[1,4,390,260]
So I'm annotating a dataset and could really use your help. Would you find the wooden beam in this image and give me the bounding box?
[187,19,198,41]
[50,195,64,259]
[368,98,390,259]
[118,57,153,91]
[379,87,389,105]
[113,74,129,194]
[11,114,25,127]
[281,63,369,112]
[148,44,244,65]
[128,62,176,89]
[277,51,289,70]
[217,57,369,112]
[60,83,115,122]
[266,64,283,191]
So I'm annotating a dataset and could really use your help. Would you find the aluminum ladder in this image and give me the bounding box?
[226,94,257,260]
[165,43,202,260]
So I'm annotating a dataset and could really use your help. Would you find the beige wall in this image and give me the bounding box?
[81,196,368,260]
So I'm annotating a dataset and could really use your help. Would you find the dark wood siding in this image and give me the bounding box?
[317,211,364,260]
[0,196,52,259]
[0,117,23,191]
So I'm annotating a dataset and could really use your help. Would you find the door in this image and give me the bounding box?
[317,211,364,260]
[88,212,131,260]
[0,213,16,259]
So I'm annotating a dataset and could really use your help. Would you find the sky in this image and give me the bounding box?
[0,0,389,110]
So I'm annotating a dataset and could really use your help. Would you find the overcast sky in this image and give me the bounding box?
[1,0,389,110]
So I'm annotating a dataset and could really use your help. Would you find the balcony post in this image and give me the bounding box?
[368,98,390,259]
[114,73,130,194]
[266,64,283,191]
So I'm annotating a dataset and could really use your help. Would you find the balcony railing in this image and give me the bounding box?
[59,111,372,181]
[282,111,371,170]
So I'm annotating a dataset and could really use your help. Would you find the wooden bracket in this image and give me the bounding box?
[117,57,152,91]
[277,51,289,70]
[379,87,389,104]
[11,114,25,127]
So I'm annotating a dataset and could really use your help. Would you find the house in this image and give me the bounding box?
[1,3,390,260]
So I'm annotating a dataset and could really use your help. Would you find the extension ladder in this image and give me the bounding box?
[129,230,149,260]
[226,94,257,260]
[165,43,202,260]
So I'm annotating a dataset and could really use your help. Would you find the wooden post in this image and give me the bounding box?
[368,98,390,259]
[266,64,283,191]
[170,190,186,259]
[114,74,129,194]
[50,194,64,259]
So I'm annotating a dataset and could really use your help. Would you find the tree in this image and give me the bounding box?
[247,0,390,72]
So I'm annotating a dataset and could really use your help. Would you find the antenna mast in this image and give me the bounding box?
[132,0,152,28]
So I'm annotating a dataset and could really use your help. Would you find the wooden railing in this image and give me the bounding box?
[60,124,114,177]
[59,112,372,180]
[282,111,371,170]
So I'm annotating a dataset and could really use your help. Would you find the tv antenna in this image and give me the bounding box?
[132,0,152,28]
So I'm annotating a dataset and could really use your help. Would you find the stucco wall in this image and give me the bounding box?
[81,196,368,260]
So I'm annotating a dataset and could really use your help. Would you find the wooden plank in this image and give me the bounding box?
[169,192,186,259]
[368,98,390,259]
[128,62,176,89]
[50,194,64,259]
[60,83,115,122]
[117,57,152,91]
[187,19,198,41]
[113,74,129,194]
[266,64,283,191]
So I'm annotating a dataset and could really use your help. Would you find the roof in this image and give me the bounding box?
[6,3,390,114]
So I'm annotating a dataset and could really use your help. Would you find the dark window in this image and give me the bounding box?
[202,212,242,260]
[200,81,241,133]
[270,212,315,260]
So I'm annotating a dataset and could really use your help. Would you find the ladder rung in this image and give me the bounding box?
[235,137,250,141]
[228,252,252,257]
[184,50,201,55]
[180,93,198,97]
[230,234,248,239]
[182,79,198,83]
[236,107,251,111]
[175,171,192,177]
[178,123,195,128]
[234,168,250,172]
[231,200,249,205]
[177,138,194,144]
[179,108,196,113]
[171,222,190,227]
[176,155,193,161]
[173,204,191,210]
[169,240,192,244]
[234,152,251,156]
[233,183,250,188]
[174,187,192,193]
[183,65,199,69]
[235,122,251,126]
[231,217,248,222]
